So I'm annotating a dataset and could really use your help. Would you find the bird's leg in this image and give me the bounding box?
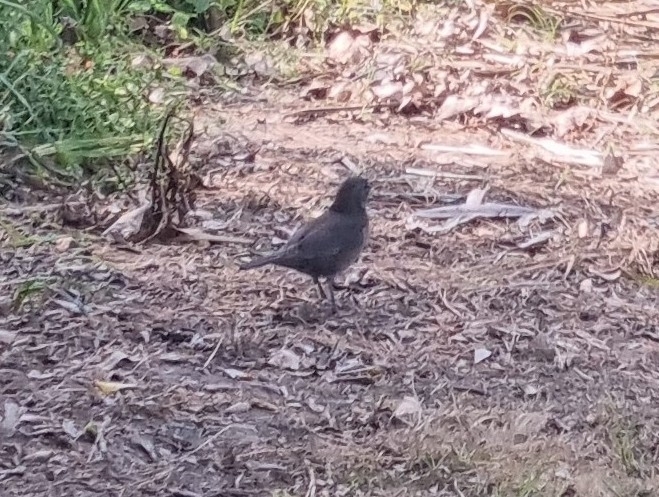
[314,277,327,299]
[327,278,337,314]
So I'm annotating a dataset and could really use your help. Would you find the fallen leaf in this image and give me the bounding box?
[501,128,603,167]
[580,278,593,293]
[393,396,422,419]
[553,106,595,137]
[0,329,16,345]
[1,400,21,434]
[306,398,325,413]
[23,450,54,462]
[522,384,539,396]
[100,350,139,371]
[133,434,158,462]
[410,187,553,234]
[577,220,589,238]
[301,80,330,100]
[131,54,153,69]
[102,199,150,243]
[174,227,252,245]
[222,368,251,380]
[590,268,621,282]
[148,87,166,104]
[268,349,301,371]
[602,150,623,175]
[55,236,75,252]
[474,348,492,364]
[371,81,403,99]
[517,231,553,249]
[436,94,479,120]
[94,380,138,395]
[327,30,371,64]
[62,419,79,439]
[163,53,217,77]
[225,401,251,414]
[327,31,355,63]
[27,370,55,379]
[160,352,186,363]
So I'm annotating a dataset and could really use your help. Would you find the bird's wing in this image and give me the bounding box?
[285,212,355,259]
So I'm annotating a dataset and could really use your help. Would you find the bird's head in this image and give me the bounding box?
[330,176,370,215]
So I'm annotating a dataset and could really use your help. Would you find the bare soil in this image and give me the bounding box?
[3,4,659,496]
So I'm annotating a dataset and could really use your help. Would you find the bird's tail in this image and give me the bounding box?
[239,254,279,270]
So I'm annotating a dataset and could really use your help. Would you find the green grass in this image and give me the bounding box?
[0,217,41,247]
[12,278,50,311]
[0,0,414,182]
[505,3,562,42]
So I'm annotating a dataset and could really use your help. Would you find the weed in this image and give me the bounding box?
[0,218,39,247]
[505,3,562,41]
[492,471,547,497]
[541,73,576,109]
[0,1,182,176]
[611,423,642,477]
[12,278,49,310]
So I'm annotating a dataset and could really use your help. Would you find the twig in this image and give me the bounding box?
[203,336,224,369]
[438,289,463,319]
[184,424,236,457]
[283,102,399,119]
[304,460,316,497]
[405,167,484,181]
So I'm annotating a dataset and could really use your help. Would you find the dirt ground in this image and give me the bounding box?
[3,3,659,497]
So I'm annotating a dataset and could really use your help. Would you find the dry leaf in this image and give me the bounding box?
[101,350,139,371]
[268,349,301,371]
[131,54,153,69]
[1,399,21,434]
[577,220,589,238]
[372,81,403,99]
[580,278,593,293]
[160,352,186,363]
[522,384,539,396]
[327,31,355,63]
[411,187,553,234]
[553,106,595,137]
[62,419,79,439]
[0,329,16,345]
[222,368,251,380]
[474,347,492,364]
[301,80,330,100]
[590,268,621,282]
[225,401,251,414]
[163,54,217,77]
[472,8,489,40]
[517,231,553,249]
[94,380,138,395]
[55,236,75,252]
[102,199,150,242]
[436,95,479,120]
[393,396,422,419]
[602,151,623,175]
[174,227,252,245]
[148,87,166,104]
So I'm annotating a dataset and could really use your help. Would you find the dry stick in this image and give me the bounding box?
[438,288,463,319]
[406,167,485,181]
[304,460,317,497]
[554,8,659,30]
[283,102,400,119]
[203,336,224,369]
[184,424,238,458]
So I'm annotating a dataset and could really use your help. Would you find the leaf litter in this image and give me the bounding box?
[3,1,659,496]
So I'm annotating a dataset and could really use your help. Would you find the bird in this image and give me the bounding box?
[239,176,370,312]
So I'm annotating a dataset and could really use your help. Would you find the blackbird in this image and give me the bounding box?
[239,176,370,311]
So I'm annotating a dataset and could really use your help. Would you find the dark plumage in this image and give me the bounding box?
[239,176,370,311]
